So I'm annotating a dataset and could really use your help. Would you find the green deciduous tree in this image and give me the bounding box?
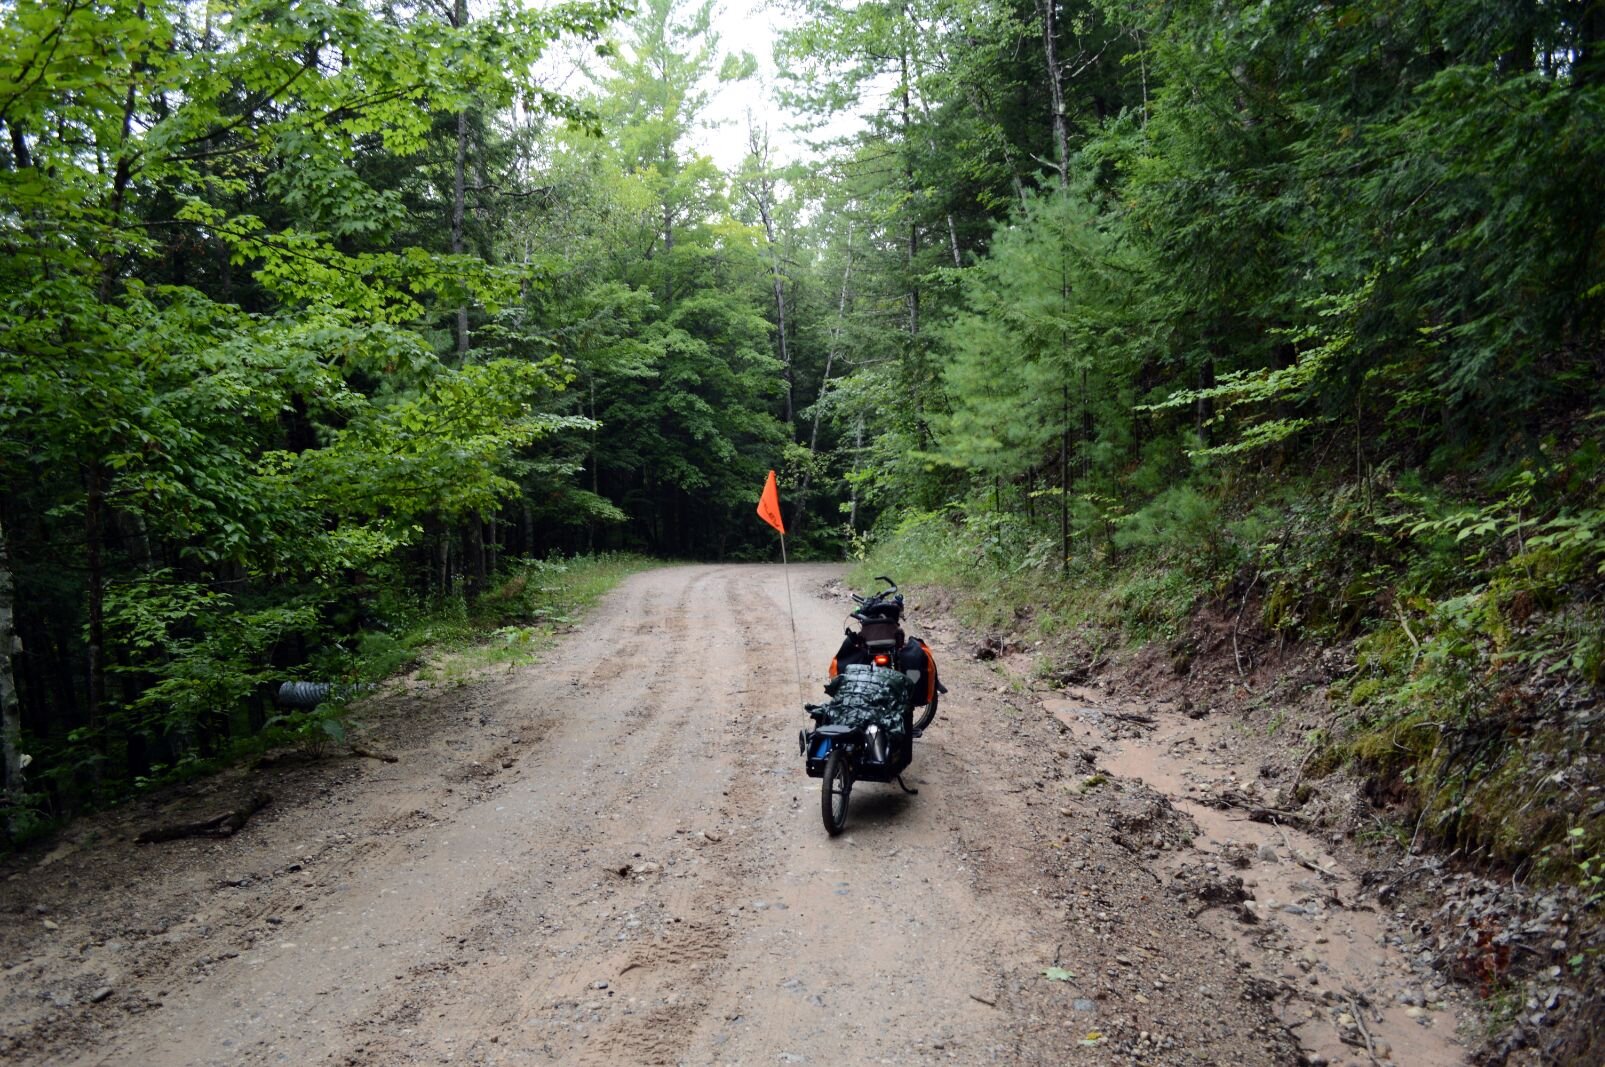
[0,0,621,827]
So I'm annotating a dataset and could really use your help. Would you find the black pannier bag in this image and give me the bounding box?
[828,631,872,678]
[895,636,939,706]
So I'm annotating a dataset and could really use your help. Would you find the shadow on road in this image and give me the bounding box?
[828,787,916,838]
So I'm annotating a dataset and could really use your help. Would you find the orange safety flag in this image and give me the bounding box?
[756,469,786,534]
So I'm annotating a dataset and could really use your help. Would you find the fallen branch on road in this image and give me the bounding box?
[1208,789,1313,829]
[1106,710,1156,726]
[135,793,272,843]
[1343,989,1383,1066]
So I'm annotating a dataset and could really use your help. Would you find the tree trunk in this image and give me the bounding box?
[1498,0,1535,75]
[672,489,684,557]
[903,34,964,266]
[1036,0,1070,186]
[85,462,107,736]
[763,228,793,422]
[743,125,795,428]
[18,598,78,742]
[117,508,157,778]
[1080,365,1093,484]
[1196,356,1216,447]
[772,271,792,424]
[794,227,854,534]
[899,36,920,341]
[7,122,32,169]
[1060,385,1070,574]
[435,524,451,600]
[465,519,485,595]
[848,417,864,533]
[98,81,138,302]
[1,519,24,832]
[81,61,141,753]
[589,377,599,553]
[661,201,675,306]
[1577,0,1604,87]
[451,0,470,357]
[813,227,854,457]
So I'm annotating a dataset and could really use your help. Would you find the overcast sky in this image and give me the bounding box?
[693,0,880,170]
[534,0,868,172]
[696,0,805,169]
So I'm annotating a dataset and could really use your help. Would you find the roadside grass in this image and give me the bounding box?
[850,463,1605,883]
[198,552,657,761]
[846,506,1202,654]
[846,460,1605,1059]
[404,553,656,686]
[2,554,656,848]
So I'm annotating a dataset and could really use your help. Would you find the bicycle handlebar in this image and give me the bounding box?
[848,577,903,620]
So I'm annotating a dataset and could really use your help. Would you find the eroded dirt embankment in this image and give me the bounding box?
[1034,683,1469,1067]
[0,564,1475,1066]
[980,589,1596,1067]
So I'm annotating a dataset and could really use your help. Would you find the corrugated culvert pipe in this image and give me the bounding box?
[275,681,371,708]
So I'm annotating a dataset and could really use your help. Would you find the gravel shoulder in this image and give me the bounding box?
[1,564,1468,1065]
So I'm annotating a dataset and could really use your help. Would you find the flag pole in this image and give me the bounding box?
[757,470,807,706]
[779,531,805,706]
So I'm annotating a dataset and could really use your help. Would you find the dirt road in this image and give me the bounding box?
[1,565,1468,1065]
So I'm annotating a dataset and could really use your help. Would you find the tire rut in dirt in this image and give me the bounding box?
[0,565,1301,1067]
[555,567,797,1066]
[329,568,771,1066]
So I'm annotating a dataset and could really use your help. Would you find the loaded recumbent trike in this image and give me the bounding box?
[798,577,946,835]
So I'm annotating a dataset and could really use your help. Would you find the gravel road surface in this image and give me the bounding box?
[0,565,1467,1065]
